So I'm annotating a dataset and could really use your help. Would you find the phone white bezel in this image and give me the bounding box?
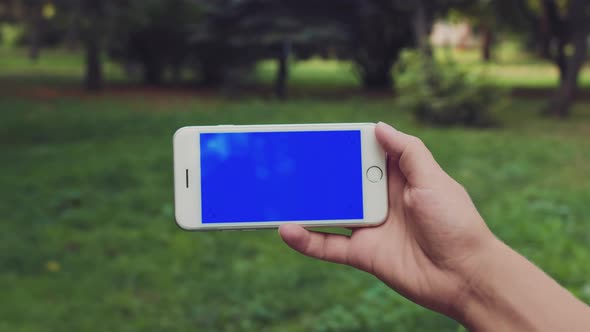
[173,123,388,231]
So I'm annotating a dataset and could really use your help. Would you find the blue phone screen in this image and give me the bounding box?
[199,130,364,223]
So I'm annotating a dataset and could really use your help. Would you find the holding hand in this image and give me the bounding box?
[280,122,494,318]
[280,122,590,331]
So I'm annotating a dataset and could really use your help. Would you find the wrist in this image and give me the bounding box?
[449,236,513,328]
[451,237,590,331]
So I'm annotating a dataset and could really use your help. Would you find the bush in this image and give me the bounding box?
[396,51,506,127]
[0,24,23,49]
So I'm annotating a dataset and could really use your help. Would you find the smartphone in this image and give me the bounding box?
[173,123,388,231]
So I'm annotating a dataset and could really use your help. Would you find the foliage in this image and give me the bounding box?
[450,0,590,117]
[0,46,589,90]
[397,52,505,127]
[447,0,535,34]
[187,0,468,91]
[311,284,456,331]
[108,0,202,85]
[0,23,23,48]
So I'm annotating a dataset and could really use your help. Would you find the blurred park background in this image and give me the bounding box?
[1,0,590,331]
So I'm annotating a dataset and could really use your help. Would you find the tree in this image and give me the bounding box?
[452,0,589,117]
[25,0,42,61]
[193,0,407,93]
[538,0,590,117]
[49,0,106,91]
[342,0,466,89]
[53,0,132,91]
[451,0,498,62]
[347,1,414,89]
[191,0,350,96]
[1,0,43,61]
[108,0,201,86]
[79,0,104,91]
[0,1,20,26]
[190,0,467,94]
[499,0,589,117]
[62,0,81,51]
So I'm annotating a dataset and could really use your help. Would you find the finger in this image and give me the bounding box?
[375,122,442,188]
[387,153,407,212]
[279,224,352,265]
[386,151,406,192]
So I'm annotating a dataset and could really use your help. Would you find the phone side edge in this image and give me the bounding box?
[173,127,201,231]
[361,123,389,227]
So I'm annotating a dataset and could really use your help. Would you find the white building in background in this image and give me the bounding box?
[430,21,477,49]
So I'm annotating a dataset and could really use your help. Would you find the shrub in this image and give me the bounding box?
[396,51,506,127]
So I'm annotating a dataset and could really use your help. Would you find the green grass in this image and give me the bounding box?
[256,59,359,90]
[2,46,590,331]
[256,57,590,90]
[256,41,590,89]
[431,41,590,88]
[0,48,127,87]
[1,94,590,331]
[2,44,589,90]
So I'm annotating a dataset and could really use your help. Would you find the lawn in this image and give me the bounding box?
[2,94,590,331]
[2,43,590,91]
[1,48,590,331]
[257,42,590,89]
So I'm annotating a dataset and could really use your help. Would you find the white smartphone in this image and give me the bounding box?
[173,123,388,231]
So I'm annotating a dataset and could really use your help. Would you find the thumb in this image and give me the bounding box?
[375,122,442,188]
[279,224,352,265]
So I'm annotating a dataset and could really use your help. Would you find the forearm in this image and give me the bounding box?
[457,239,590,331]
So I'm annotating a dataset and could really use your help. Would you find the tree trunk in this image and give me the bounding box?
[549,0,589,117]
[84,35,103,92]
[412,0,432,57]
[65,1,81,52]
[537,5,551,58]
[171,66,181,83]
[200,68,223,86]
[554,38,567,83]
[540,0,570,81]
[275,40,290,100]
[481,25,493,62]
[550,35,587,117]
[142,58,164,86]
[171,58,183,83]
[361,63,393,90]
[197,52,224,87]
[65,28,79,52]
[82,0,103,92]
[540,0,565,64]
[28,4,41,61]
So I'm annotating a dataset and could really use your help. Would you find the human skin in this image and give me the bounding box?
[279,122,590,331]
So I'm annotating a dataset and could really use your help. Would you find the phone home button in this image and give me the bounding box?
[366,166,383,183]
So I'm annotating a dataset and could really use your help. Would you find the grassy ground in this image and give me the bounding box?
[258,42,590,89]
[1,48,590,331]
[2,96,590,331]
[2,42,590,90]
